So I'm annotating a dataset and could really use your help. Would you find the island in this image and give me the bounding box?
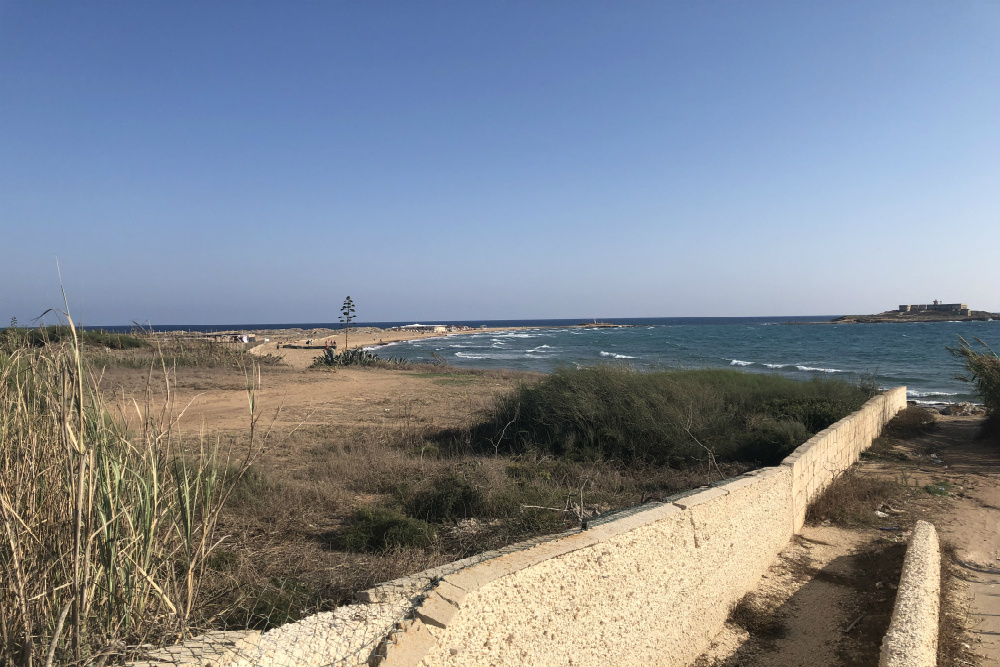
[831,301,997,324]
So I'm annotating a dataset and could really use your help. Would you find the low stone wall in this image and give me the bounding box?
[782,387,908,531]
[381,388,908,667]
[131,388,907,667]
[880,520,941,667]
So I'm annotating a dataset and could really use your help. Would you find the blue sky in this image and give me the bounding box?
[1,2,998,325]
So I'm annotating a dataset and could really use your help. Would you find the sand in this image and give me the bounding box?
[247,326,540,370]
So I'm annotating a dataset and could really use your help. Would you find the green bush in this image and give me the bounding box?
[402,475,485,523]
[312,348,408,368]
[469,367,872,466]
[759,397,857,433]
[339,507,435,552]
[733,419,810,463]
[883,406,937,439]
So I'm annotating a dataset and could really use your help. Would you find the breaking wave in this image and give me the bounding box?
[600,351,636,359]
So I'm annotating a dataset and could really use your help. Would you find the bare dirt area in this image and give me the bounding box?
[93,360,538,629]
[94,357,740,634]
[98,363,523,436]
[881,414,1000,666]
[694,410,995,667]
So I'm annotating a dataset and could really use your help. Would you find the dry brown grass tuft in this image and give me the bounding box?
[806,469,913,528]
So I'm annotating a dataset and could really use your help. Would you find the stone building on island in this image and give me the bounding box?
[899,300,970,316]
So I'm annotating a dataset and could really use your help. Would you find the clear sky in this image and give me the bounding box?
[1,1,998,325]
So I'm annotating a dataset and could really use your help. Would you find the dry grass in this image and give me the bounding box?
[882,406,939,440]
[88,337,284,369]
[194,415,755,629]
[806,469,913,528]
[0,322,264,666]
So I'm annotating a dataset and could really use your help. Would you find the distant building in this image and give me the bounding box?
[899,301,970,316]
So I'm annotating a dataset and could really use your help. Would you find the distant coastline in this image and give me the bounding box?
[828,310,997,324]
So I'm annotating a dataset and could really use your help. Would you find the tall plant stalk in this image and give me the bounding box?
[0,316,264,666]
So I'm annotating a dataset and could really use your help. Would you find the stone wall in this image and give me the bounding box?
[783,387,908,532]
[381,387,908,667]
[879,520,940,667]
[131,387,908,667]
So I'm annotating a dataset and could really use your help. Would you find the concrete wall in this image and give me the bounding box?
[381,387,907,667]
[880,520,940,667]
[129,388,908,667]
[783,387,908,532]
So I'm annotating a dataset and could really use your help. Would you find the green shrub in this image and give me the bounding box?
[469,367,871,466]
[312,348,409,368]
[883,406,938,439]
[733,419,810,463]
[339,507,435,552]
[951,337,1000,438]
[402,475,484,523]
[759,397,857,433]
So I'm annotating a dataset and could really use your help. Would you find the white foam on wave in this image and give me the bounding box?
[455,351,537,360]
[796,365,844,373]
[600,351,636,359]
[495,332,542,339]
[912,399,958,406]
[907,390,960,398]
[763,363,787,369]
[729,359,754,367]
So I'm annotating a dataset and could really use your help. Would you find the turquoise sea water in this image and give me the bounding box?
[362,317,1000,405]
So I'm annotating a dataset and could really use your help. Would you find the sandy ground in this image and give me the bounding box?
[247,326,546,370]
[895,416,1000,665]
[695,414,995,667]
[695,526,872,667]
[100,364,525,437]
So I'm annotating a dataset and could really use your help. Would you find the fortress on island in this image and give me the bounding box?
[899,300,970,316]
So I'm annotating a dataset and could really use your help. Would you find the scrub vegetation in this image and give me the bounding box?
[469,366,876,466]
[0,323,881,661]
[0,321,265,666]
[952,336,1000,438]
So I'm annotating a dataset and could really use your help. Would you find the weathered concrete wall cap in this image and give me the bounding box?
[879,520,940,667]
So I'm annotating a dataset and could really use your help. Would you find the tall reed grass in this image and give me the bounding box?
[0,319,263,666]
[953,336,1000,437]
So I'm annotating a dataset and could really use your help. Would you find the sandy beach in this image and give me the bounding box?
[248,325,565,369]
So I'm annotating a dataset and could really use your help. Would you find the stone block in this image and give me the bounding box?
[381,620,437,667]
[416,592,462,629]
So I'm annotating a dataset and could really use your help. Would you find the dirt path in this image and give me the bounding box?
[901,417,1000,664]
[695,526,903,667]
[695,414,997,667]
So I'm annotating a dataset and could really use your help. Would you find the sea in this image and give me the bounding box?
[92,317,1000,405]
